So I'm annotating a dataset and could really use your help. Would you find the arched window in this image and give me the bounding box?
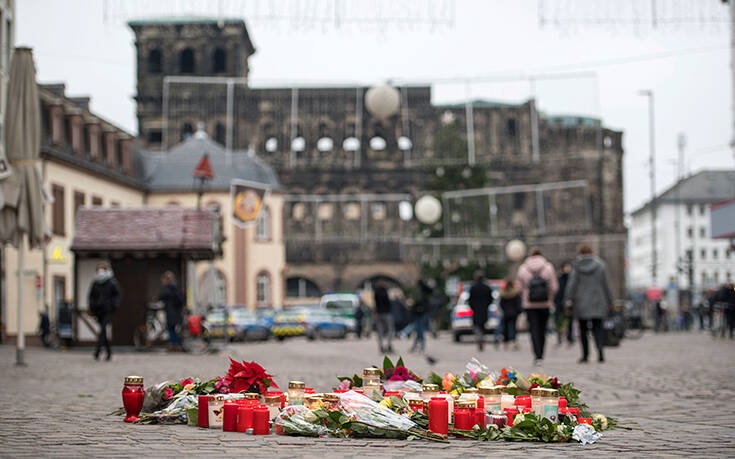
[256,207,270,241]
[180,48,195,74]
[214,122,226,145]
[182,122,194,141]
[148,49,162,74]
[213,48,226,73]
[286,277,321,298]
[199,269,227,307]
[256,272,271,305]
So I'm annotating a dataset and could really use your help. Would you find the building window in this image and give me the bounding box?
[148,49,162,74]
[292,203,305,221]
[286,277,321,298]
[727,271,732,281]
[686,249,693,261]
[110,201,120,207]
[53,276,66,310]
[213,47,226,73]
[371,202,386,220]
[215,122,226,145]
[92,196,103,206]
[256,272,270,305]
[199,269,226,308]
[700,248,706,260]
[256,207,270,241]
[344,202,360,220]
[727,249,732,259]
[713,248,719,259]
[73,191,85,220]
[182,122,194,141]
[147,130,162,144]
[714,271,720,284]
[700,227,706,238]
[318,203,333,220]
[180,48,195,74]
[699,204,706,216]
[701,271,707,286]
[115,141,124,169]
[686,226,693,238]
[52,184,65,236]
[686,204,693,216]
[506,118,517,138]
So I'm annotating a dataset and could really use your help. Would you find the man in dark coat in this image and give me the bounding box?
[158,271,185,351]
[713,282,735,338]
[373,281,393,354]
[468,271,492,352]
[88,262,121,360]
[554,262,574,345]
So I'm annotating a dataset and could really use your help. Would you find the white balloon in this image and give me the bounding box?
[505,239,527,262]
[343,137,360,151]
[265,137,278,152]
[369,136,386,151]
[291,136,305,152]
[365,83,400,120]
[398,136,412,151]
[398,201,413,221]
[317,137,334,152]
[415,195,442,224]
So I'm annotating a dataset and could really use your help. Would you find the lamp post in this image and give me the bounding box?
[639,89,657,287]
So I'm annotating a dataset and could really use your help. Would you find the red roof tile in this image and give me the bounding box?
[72,207,219,255]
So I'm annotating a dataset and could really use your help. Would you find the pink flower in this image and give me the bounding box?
[181,378,193,386]
[339,379,351,390]
[469,369,478,382]
[163,387,174,400]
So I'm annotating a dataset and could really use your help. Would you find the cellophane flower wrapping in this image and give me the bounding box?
[144,393,245,424]
[462,358,491,387]
[382,379,422,394]
[274,405,334,437]
[338,390,416,431]
[572,424,603,445]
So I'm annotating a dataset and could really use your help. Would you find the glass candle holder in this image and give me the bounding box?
[264,394,282,420]
[288,381,305,406]
[207,395,226,428]
[322,394,340,410]
[421,383,439,401]
[363,368,382,391]
[122,376,145,423]
[479,387,502,412]
[540,388,559,422]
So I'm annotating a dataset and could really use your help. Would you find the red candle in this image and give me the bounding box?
[121,376,145,423]
[558,397,567,409]
[578,417,592,425]
[475,395,485,428]
[198,395,209,428]
[514,395,531,409]
[253,405,270,435]
[384,391,400,398]
[428,397,449,435]
[223,401,238,432]
[567,407,580,417]
[454,406,472,431]
[305,387,315,394]
[333,389,348,393]
[489,414,507,429]
[237,405,254,432]
[503,407,518,427]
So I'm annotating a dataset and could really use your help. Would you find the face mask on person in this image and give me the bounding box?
[97,269,106,276]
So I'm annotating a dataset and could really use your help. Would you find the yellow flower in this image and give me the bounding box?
[450,389,460,396]
[183,384,195,392]
[379,398,392,408]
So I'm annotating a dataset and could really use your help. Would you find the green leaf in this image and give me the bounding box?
[382,356,393,370]
[338,415,350,426]
[396,356,404,367]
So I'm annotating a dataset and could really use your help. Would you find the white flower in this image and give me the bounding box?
[513,413,525,424]
[592,413,608,430]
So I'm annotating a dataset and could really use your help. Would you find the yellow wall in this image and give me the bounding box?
[2,158,285,340]
[3,159,145,336]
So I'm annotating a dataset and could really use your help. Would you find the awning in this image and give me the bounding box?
[71,207,222,259]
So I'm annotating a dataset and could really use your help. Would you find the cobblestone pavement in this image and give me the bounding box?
[1,331,734,458]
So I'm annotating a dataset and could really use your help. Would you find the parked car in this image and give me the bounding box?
[320,293,359,333]
[272,305,349,340]
[203,307,229,340]
[227,306,271,342]
[450,286,502,342]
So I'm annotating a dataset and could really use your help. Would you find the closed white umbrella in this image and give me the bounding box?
[0,47,46,365]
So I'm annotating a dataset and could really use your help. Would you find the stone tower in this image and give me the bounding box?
[129,18,255,149]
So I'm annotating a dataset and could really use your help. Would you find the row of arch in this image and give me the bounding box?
[148,47,227,75]
[286,275,403,298]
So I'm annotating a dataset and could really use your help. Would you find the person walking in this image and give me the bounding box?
[563,244,614,363]
[373,281,394,354]
[499,277,521,350]
[712,281,735,338]
[158,271,185,352]
[410,279,431,353]
[468,271,492,352]
[88,262,121,361]
[517,247,558,366]
[554,262,574,345]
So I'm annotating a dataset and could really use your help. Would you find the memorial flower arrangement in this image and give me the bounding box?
[116,355,630,443]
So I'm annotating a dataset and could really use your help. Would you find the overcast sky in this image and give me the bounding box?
[16,0,734,214]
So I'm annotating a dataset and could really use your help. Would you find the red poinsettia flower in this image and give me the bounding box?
[549,377,560,389]
[223,359,278,394]
[529,382,539,390]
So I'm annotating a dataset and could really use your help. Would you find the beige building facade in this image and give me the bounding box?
[1,84,285,343]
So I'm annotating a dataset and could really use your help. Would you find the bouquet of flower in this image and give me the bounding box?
[337,356,421,392]
[223,358,278,394]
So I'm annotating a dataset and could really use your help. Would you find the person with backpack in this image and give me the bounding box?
[158,271,186,352]
[88,261,121,361]
[563,244,614,363]
[499,277,522,351]
[517,247,558,366]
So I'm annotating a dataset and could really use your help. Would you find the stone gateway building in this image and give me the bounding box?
[129,18,626,299]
